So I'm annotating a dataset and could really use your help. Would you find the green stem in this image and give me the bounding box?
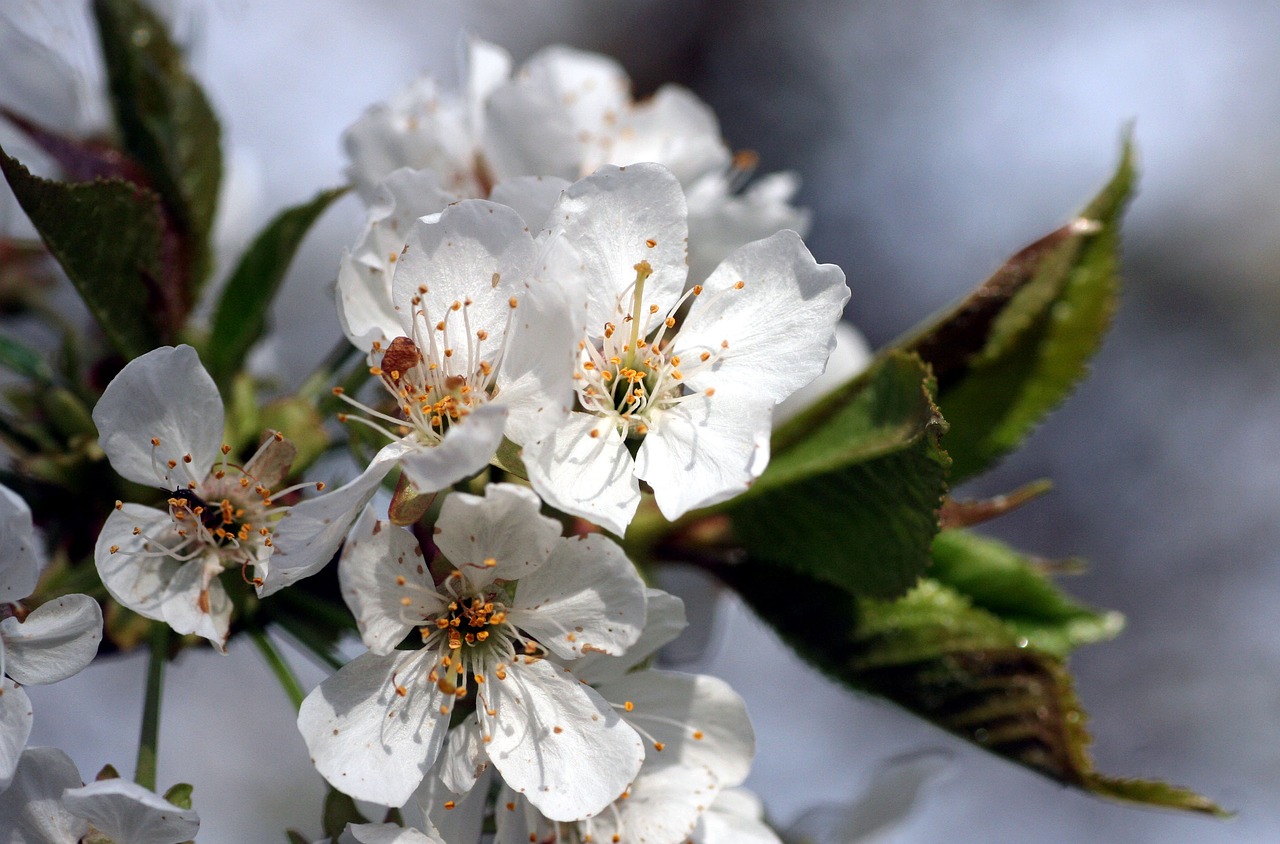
[274,615,344,671]
[135,622,168,791]
[249,626,306,710]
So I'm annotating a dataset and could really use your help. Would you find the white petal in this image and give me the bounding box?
[91,345,223,489]
[465,38,513,135]
[675,230,850,403]
[257,448,401,597]
[636,390,774,520]
[160,559,231,651]
[0,680,33,792]
[345,822,445,844]
[483,658,643,822]
[523,412,639,537]
[492,786,555,844]
[338,168,460,352]
[542,163,689,334]
[339,508,443,656]
[685,170,810,285]
[494,276,577,449]
[608,85,730,184]
[488,176,569,231]
[482,46,630,180]
[94,504,182,622]
[0,484,38,603]
[415,766,489,844]
[62,778,199,844]
[773,322,872,426]
[0,746,87,843]
[397,403,508,494]
[298,650,447,807]
[436,719,488,795]
[573,589,687,685]
[600,670,755,787]
[433,483,561,585]
[694,788,780,844]
[0,594,101,685]
[507,534,646,660]
[585,762,720,844]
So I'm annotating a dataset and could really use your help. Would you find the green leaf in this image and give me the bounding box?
[93,0,222,291]
[0,333,56,384]
[898,139,1136,481]
[285,832,310,844]
[930,529,1123,657]
[323,787,368,838]
[0,148,165,357]
[720,351,949,598]
[722,566,1225,816]
[163,782,194,809]
[206,186,348,385]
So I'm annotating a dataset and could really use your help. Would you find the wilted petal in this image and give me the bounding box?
[91,345,224,489]
[298,650,447,807]
[0,484,38,603]
[0,746,87,843]
[483,658,642,822]
[524,412,639,537]
[1,594,101,685]
[507,534,646,660]
[62,778,199,844]
[0,680,33,792]
[433,484,561,585]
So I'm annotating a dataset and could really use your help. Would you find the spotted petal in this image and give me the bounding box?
[433,483,561,585]
[573,589,687,686]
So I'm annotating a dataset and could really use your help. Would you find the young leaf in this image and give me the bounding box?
[721,566,1224,816]
[719,351,949,598]
[322,787,368,838]
[0,333,57,384]
[92,0,222,291]
[930,529,1123,657]
[897,139,1136,481]
[0,148,166,357]
[206,186,347,384]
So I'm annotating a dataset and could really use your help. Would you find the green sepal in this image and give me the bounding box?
[897,138,1136,481]
[207,186,348,386]
[163,782,194,810]
[0,147,165,357]
[92,0,222,292]
[930,529,1123,657]
[720,351,949,598]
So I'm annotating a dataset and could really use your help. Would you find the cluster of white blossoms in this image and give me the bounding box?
[43,36,854,843]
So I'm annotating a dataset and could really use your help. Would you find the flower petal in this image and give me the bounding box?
[91,345,224,489]
[0,680,33,792]
[488,176,569,231]
[773,321,872,426]
[433,483,561,585]
[685,170,810,285]
[599,669,755,787]
[396,403,508,495]
[344,822,445,844]
[507,534,646,660]
[339,508,443,656]
[160,559,231,652]
[494,275,577,449]
[415,766,489,844]
[541,163,688,334]
[635,389,774,520]
[62,778,200,844]
[257,446,401,598]
[94,504,182,622]
[586,762,720,844]
[0,746,87,841]
[609,85,729,184]
[693,788,781,844]
[298,650,447,807]
[523,412,639,537]
[573,589,687,686]
[0,484,38,603]
[1,594,101,686]
[465,38,513,135]
[483,658,643,822]
[436,719,488,795]
[674,230,850,403]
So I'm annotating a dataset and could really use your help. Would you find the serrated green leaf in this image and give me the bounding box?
[0,148,165,357]
[163,781,194,809]
[93,0,222,291]
[930,529,1123,657]
[323,787,368,838]
[721,352,949,598]
[206,186,347,385]
[722,566,1224,816]
[898,139,1136,481]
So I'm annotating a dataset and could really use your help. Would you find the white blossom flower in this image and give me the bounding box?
[691,788,782,844]
[343,38,807,284]
[0,485,101,792]
[0,746,200,844]
[298,483,647,819]
[522,163,850,534]
[333,199,574,495]
[91,345,392,649]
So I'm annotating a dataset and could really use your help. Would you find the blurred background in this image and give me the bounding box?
[7,0,1280,841]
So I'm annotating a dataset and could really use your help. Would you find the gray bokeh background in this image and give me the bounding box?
[9,0,1280,841]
